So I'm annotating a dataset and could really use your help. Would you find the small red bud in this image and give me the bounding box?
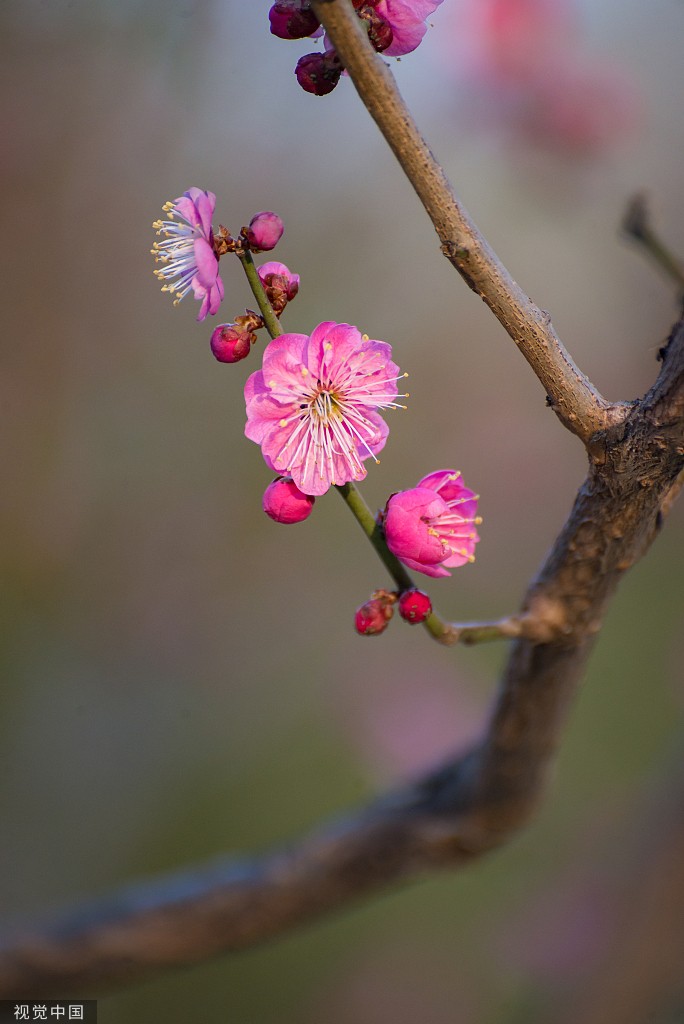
[269,1,320,39]
[354,590,397,636]
[398,589,432,624]
[210,323,253,363]
[295,51,343,96]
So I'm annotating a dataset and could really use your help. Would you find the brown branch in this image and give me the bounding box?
[1,317,682,999]
[311,0,616,443]
[623,192,684,291]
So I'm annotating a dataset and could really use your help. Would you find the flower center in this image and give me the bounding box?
[308,383,344,424]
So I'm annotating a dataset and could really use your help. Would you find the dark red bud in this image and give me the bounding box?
[398,589,433,624]
[295,51,343,96]
[354,589,397,636]
[269,1,320,40]
[210,324,254,363]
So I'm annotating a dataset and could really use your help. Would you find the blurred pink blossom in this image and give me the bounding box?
[244,322,405,496]
[441,0,638,156]
[152,187,224,321]
[384,470,480,578]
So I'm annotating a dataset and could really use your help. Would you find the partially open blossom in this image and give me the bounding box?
[398,588,432,623]
[355,590,396,636]
[152,188,224,321]
[384,470,481,578]
[246,211,284,252]
[263,476,315,523]
[373,0,446,56]
[258,261,300,316]
[269,0,320,39]
[295,51,344,95]
[245,321,406,496]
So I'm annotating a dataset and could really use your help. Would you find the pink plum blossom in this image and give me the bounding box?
[384,469,480,577]
[244,321,405,496]
[152,188,224,321]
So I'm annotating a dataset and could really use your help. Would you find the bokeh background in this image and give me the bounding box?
[2,0,684,1020]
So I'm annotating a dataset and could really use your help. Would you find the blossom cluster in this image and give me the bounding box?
[152,186,481,640]
[269,0,446,95]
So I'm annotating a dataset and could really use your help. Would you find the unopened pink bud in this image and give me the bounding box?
[210,323,253,363]
[398,589,432,624]
[354,590,396,636]
[269,0,320,39]
[263,476,315,524]
[295,51,343,96]
[246,211,284,252]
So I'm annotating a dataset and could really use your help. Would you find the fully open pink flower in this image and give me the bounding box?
[384,469,480,577]
[244,322,405,496]
[152,187,224,321]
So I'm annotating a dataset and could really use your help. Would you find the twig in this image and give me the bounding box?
[623,193,684,291]
[311,0,615,443]
[1,316,682,998]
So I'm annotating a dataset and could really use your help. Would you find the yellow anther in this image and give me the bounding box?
[324,342,332,350]
[279,419,287,427]
[362,333,369,341]
[268,380,277,388]
[301,367,309,376]
[474,516,483,525]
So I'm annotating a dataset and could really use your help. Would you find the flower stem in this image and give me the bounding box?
[238,250,283,339]
[335,481,415,592]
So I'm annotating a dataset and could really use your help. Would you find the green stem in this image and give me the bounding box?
[239,250,283,339]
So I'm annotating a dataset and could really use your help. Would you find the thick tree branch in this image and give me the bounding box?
[311,0,616,443]
[1,319,682,998]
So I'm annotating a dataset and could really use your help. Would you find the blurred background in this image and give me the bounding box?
[1,0,684,1020]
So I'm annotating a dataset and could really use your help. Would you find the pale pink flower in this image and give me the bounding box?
[152,188,224,321]
[244,321,405,496]
[384,469,480,577]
